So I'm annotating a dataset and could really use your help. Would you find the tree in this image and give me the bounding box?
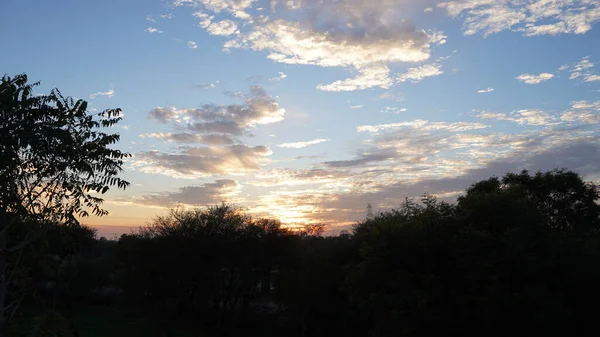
[457,169,600,233]
[0,74,130,333]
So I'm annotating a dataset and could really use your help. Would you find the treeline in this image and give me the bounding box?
[7,169,600,336]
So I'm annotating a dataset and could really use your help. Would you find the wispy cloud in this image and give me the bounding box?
[138,86,286,178]
[146,27,163,33]
[567,56,600,82]
[397,63,444,83]
[477,109,557,126]
[382,107,408,114]
[438,0,600,37]
[188,41,198,49]
[194,81,218,89]
[561,100,600,124]
[89,89,115,99]
[477,87,494,93]
[357,120,489,133]
[277,138,330,149]
[135,145,273,178]
[177,0,447,92]
[269,72,287,82]
[134,180,240,207]
[317,66,392,91]
[379,91,405,102]
[516,73,554,84]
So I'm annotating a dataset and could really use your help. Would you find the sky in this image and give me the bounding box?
[1,0,600,236]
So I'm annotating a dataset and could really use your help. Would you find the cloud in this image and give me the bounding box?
[175,0,447,91]
[146,27,163,33]
[324,148,398,168]
[277,138,330,149]
[424,7,434,13]
[136,179,240,207]
[188,41,198,49]
[147,86,285,135]
[379,91,405,102]
[477,109,557,126]
[207,19,239,35]
[357,120,489,133]
[397,63,444,83]
[438,0,600,37]
[382,107,408,114]
[350,105,364,109]
[146,15,156,23]
[262,123,600,227]
[320,140,600,225]
[134,145,273,178]
[561,100,600,124]
[516,73,555,84]
[568,56,600,82]
[89,89,115,99]
[194,82,218,89]
[139,132,235,145]
[269,72,287,82]
[139,86,286,179]
[585,75,600,82]
[251,168,352,187]
[317,65,393,91]
[477,87,494,93]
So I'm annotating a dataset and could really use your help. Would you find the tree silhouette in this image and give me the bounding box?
[0,74,130,333]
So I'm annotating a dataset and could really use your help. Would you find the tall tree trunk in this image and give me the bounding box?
[0,205,8,337]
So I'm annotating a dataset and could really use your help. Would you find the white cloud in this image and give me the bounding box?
[176,0,448,91]
[424,7,434,13]
[382,107,408,114]
[188,41,198,49]
[89,89,115,99]
[207,19,239,35]
[477,87,494,93]
[138,86,287,179]
[438,0,600,37]
[477,109,557,126]
[146,27,163,33]
[146,15,156,23]
[357,120,489,133]
[585,75,600,82]
[139,132,234,145]
[194,82,218,89]
[568,56,600,82]
[317,66,393,91]
[397,63,444,83]
[269,72,287,82]
[277,138,330,149]
[379,91,405,102]
[516,73,555,84]
[160,13,174,19]
[148,86,285,135]
[561,100,600,124]
[350,105,363,109]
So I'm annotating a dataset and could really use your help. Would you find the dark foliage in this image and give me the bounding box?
[3,119,600,337]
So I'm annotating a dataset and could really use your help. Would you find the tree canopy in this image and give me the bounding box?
[0,73,130,334]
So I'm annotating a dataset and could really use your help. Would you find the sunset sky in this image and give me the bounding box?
[2,0,600,236]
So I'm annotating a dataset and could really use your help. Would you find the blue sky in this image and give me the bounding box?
[2,0,600,236]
